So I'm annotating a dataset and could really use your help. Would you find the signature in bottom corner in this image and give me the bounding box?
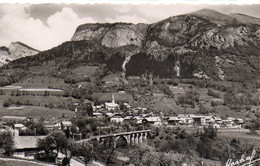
[225,150,260,166]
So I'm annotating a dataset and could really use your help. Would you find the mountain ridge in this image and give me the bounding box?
[3,9,260,84]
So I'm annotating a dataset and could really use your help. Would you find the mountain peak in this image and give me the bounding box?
[10,41,40,52]
[0,41,40,66]
[188,8,239,26]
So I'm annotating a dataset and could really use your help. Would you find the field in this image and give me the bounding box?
[12,76,66,89]
[153,98,199,114]
[0,158,54,166]
[0,106,75,118]
[0,95,78,110]
[218,128,260,141]
[72,65,99,76]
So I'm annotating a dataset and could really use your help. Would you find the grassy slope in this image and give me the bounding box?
[218,129,260,141]
[0,106,75,118]
[0,96,78,107]
[12,76,66,89]
[72,65,99,75]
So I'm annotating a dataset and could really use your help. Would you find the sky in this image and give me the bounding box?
[0,1,260,51]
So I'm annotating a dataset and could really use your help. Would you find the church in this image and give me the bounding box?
[105,94,119,111]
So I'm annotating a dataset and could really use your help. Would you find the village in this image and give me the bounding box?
[91,94,245,128]
[0,92,250,165]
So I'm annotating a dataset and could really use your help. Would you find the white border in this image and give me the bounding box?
[1,0,260,4]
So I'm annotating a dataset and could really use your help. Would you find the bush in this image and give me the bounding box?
[3,102,10,107]
[207,89,221,98]
[201,125,218,140]
[177,90,199,107]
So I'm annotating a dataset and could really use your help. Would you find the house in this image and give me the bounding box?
[14,123,25,130]
[110,114,124,123]
[96,105,102,109]
[214,117,223,124]
[190,115,206,126]
[13,131,45,159]
[61,121,73,129]
[204,116,215,125]
[44,124,60,131]
[233,118,244,125]
[124,116,135,123]
[135,116,143,124]
[93,112,103,118]
[231,118,244,128]
[105,112,114,118]
[177,115,193,125]
[168,117,182,125]
[123,103,131,109]
[142,117,162,126]
[222,119,233,128]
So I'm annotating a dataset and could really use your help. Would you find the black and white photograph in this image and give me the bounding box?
[0,0,259,165]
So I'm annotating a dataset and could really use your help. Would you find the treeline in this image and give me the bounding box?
[0,70,28,87]
[64,75,91,84]
[19,120,48,136]
[6,40,127,77]
[224,91,259,111]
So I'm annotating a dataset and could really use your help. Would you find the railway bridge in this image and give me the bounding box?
[75,130,151,145]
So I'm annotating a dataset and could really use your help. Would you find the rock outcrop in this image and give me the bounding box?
[72,23,148,48]
[0,42,39,66]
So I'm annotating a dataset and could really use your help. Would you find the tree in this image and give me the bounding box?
[86,104,93,116]
[2,102,10,107]
[92,137,118,165]
[69,142,94,164]
[201,125,218,140]
[128,144,154,166]
[128,144,196,166]
[44,90,50,96]
[21,121,48,136]
[38,131,68,157]
[0,131,14,156]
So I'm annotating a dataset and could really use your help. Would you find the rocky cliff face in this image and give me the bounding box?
[70,9,260,80]
[72,9,260,54]
[0,42,39,66]
[72,23,148,48]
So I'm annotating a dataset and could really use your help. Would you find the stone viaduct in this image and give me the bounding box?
[76,130,151,145]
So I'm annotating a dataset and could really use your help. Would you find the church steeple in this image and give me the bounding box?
[112,94,115,104]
